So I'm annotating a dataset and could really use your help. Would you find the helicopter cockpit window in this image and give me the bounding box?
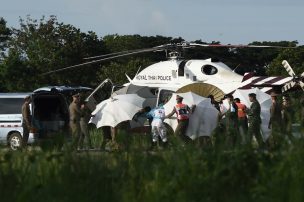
[158,89,174,105]
[201,65,218,75]
[150,88,158,96]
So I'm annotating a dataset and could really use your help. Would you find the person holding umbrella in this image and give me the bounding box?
[165,95,195,144]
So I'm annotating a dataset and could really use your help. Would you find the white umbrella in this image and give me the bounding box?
[164,92,219,139]
[112,84,157,108]
[233,88,271,141]
[90,94,145,128]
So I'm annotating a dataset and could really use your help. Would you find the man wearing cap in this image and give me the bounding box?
[234,97,248,144]
[165,95,195,144]
[221,94,239,146]
[268,92,283,147]
[22,95,32,148]
[69,93,82,149]
[247,93,264,148]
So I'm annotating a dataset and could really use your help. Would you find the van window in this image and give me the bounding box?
[33,95,67,121]
[0,98,24,114]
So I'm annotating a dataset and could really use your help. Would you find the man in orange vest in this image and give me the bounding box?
[234,98,248,144]
[166,95,195,144]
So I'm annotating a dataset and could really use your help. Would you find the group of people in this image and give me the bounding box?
[213,92,298,150]
[133,95,196,150]
[268,92,294,148]
[21,90,304,151]
[98,91,299,151]
[20,92,93,150]
[212,93,263,148]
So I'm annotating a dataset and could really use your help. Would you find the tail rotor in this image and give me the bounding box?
[281,60,304,92]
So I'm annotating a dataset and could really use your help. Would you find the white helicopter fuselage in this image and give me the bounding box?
[129,58,243,94]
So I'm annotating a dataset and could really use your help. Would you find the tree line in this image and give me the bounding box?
[0,16,303,92]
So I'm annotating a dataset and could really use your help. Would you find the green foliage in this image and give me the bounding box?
[0,16,105,91]
[2,131,304,202]
[268,46,304,76]
[0,15,303,92]
[0,17,11,54]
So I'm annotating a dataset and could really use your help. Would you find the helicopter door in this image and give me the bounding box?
[178,60,187,76]
[85,79,113,111]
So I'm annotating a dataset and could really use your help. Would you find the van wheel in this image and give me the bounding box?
[8,132,23,150]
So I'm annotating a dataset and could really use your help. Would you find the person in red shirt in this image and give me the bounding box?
[234,98,248,144]
[166,95,195,144]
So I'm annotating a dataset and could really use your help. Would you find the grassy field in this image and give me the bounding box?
[1,126,304,202]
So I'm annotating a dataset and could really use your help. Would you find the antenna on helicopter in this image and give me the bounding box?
[232,64,241,73]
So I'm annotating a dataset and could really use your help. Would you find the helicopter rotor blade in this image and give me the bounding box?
[41,47,162,75]
[83,47,160,60]
[282,60,296,77]
[188,43,296,49]
[281,81,297,93]
[42,41,298,76]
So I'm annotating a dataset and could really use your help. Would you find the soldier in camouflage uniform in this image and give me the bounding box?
[221,94,239,147]
[22,96,32,148]
[69,93,82,149]
[268,92,283,147]
[247,93,264,148]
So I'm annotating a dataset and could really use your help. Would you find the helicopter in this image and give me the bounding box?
[43,42,303,108]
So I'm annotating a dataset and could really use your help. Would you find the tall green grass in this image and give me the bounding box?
[1,127,304,202]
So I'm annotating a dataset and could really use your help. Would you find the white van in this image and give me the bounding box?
[0,86,93,150]
[0,92,71,150]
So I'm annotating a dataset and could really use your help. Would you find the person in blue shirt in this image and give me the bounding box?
[147,104,167,149]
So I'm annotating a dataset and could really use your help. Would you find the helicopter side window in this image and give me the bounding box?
[172,70,177,78]
[201,65,218,75]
